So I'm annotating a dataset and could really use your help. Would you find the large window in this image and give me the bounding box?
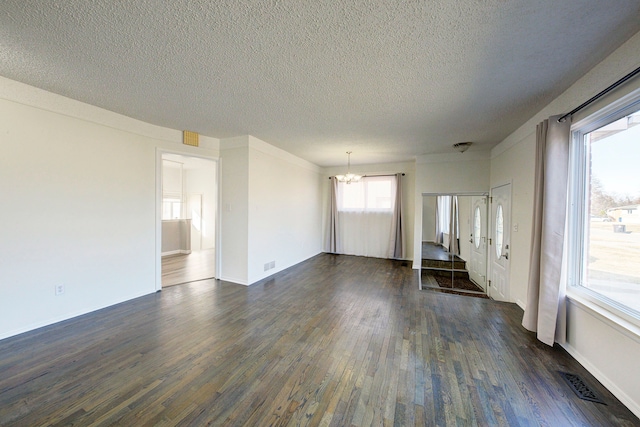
[335,175,397,258]
[337,176,394,211]
[570,93,640,319]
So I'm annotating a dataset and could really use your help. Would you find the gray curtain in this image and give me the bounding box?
[327,177,339,253]
[448,195,460,255]
[522,114,571,346]
[390,173,404,258]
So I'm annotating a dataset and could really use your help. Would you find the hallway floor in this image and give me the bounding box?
[161,248,216,287]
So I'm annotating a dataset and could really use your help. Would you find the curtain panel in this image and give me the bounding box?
[327,176,339,253]
[522,114,571,346]
[389,173,404,259]
[435,195,459,255]
[448,195,460,255]
[435,195,450,245]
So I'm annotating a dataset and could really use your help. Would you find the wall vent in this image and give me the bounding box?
[559,372,606,404]
[183,130,199,147]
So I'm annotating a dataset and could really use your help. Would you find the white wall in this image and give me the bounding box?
[413,152,491,268]
[185,160,217,250]
[0,77,219,340]
[422,196,437,242]
[161,220,191,254]
[490,138,534,308]
[162,161,183,195]
[247,136,323,284]
[220,135,324,285]
[219,137,250,284]
[490,31,640,417]
[322,161,416,261]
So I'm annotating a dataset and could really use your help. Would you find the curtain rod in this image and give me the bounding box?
[328,173,405,179]
[558,65,640,123]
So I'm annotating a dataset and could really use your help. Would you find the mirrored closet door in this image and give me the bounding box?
[420,194,488,296]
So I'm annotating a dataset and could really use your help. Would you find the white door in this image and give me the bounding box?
[489,184,511,301]
[469,196,487,290]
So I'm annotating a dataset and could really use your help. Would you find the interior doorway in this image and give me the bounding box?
[159,152,218,288]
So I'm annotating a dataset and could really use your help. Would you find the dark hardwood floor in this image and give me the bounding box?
[0,254,637,426]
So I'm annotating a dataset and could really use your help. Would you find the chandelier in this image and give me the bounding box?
[335,151,362,184]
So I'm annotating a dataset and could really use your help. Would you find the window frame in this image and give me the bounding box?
[567,88,640,327]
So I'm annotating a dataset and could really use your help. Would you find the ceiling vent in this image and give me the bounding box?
[183,130,199,147]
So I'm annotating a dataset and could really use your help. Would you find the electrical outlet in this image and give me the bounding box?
[270,261,275,269]
[264,262,270,272]
[55,284,65,296]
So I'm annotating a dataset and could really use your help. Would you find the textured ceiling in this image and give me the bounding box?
[1,1,639,166]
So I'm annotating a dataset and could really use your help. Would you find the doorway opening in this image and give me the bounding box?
[420,193,489,298]
[159,153,218,288]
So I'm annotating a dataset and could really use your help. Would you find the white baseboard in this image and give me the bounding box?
[561,342,640,419]
[219,275,249,286]
[0,289,154,342]
[161,250,192,257]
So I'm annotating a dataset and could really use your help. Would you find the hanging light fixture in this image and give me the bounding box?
[335,151,362,184]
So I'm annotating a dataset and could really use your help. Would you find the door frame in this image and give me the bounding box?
[488,182,512,301]
[156,148,221,291]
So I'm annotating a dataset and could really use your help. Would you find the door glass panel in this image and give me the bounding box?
[496,204,504,258]
[474,206,481,249]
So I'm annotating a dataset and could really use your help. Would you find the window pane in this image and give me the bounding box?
[341,181,365,209]
[474,206,481,249]
[337,176,395,211]
[495,204,503,258]
[583,109,640,313]
[366,180,392,209]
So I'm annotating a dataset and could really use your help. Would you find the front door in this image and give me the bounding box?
[489,184,511,301]
[469,196,487,290]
